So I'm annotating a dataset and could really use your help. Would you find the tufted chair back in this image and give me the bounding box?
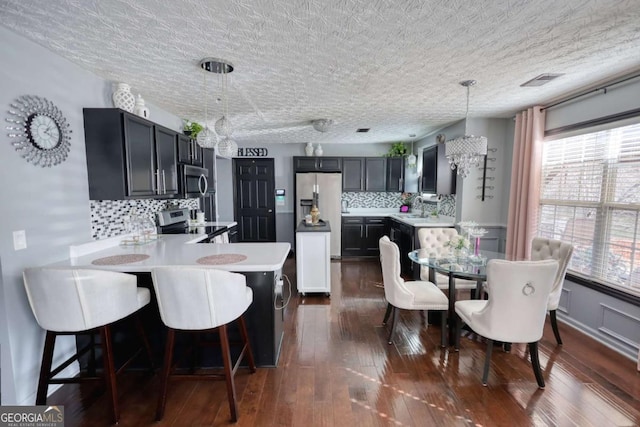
[470,259,559,343]
[151,267,253,330]
[379,236,414,308]
[23,268,150,332]
[530,237,574,310]
[417,228,477,289]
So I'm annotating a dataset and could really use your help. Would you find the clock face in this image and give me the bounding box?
[6,95,71,167]
[29,114,61,149]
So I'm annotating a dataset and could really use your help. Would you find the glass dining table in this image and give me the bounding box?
[408,249,505,345]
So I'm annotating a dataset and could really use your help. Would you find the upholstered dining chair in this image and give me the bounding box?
[530,237,574,345]
[23,267,153,424]
[151,266,256,423]
[454,259,559,387]
[379,236,449,346]
[417,228,479,297]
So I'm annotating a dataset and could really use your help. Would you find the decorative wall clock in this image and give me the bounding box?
[6,95,71,167]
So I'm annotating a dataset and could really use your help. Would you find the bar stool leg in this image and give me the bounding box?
[156,329,175,421]
[100,326,119,424]
[36,331,56,405]
[237,315,256,373]
[134,315,155,372]
[219,324,239,422]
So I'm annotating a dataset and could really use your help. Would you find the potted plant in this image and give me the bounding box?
[182,119,203,139]
[386,142,408,157]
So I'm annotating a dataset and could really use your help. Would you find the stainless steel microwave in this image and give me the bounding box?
[180,164,209,197]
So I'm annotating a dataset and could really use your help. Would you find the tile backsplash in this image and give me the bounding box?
[341,192,456,217]
[90,198,199,240]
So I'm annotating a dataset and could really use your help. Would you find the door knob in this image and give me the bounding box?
[268,209,273,213]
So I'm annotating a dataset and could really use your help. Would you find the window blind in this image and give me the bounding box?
[539,122,640,295]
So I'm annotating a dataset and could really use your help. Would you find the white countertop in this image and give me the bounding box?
[342,208,456,227]
[51,234,290,273]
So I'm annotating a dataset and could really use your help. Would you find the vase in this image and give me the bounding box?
[133,94,150,118]
[310,205,320,224]
[314,144,323,156]
[305,142,314,156]
[112,83,135,112]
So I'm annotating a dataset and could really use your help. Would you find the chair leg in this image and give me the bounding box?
[36,331,57,405]
[482,339,494,386]
[503,342,512,353]
[549,310,563,345]
[529,342,545,388]
[88,332,97,377]
[156,328,175,421]
[382,303,393,325]
[454,315,462,351]
[237,315,257,373]
[100,325,119,424]
[440,311,447,348]
[134,315,155,372]
[387,306,399,345]
[219,324,239,422]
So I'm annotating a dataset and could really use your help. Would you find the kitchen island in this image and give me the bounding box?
[295,220,331,296]
[48,234,290,367]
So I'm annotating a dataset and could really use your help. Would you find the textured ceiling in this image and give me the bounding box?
[1,0,639,144]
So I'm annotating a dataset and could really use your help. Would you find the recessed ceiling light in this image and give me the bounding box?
[520,73,564,87]
[356,128,370,133]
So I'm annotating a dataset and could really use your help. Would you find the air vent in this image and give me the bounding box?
[520,73,564,87]
[356,128,370,133]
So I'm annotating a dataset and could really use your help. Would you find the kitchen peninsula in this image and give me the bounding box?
[47,234,290,367]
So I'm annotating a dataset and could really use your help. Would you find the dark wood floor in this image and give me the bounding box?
[49,258,640,426]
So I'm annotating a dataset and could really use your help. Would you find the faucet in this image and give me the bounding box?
[413,195,426,217]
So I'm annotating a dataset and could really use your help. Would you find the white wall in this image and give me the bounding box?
[0,26,183,404]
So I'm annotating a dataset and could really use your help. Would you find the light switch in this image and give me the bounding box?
[13,230,27,251]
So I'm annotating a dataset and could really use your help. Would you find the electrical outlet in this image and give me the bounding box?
[13,230,27,250]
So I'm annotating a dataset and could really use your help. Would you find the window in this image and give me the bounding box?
[538,122,640,296]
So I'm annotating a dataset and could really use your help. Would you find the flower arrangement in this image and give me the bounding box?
[444,235,470,251]
[400,192,415,207]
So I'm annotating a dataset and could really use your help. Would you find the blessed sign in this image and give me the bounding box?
[236,147,268,157]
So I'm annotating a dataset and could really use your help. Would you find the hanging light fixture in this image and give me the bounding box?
[311,119,333,133]
[195,60,217,149]
[199,57,237,156]
[445,80,487,178]
[407,140,417,168]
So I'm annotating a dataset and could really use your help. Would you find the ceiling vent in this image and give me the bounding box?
[520,73,564,87]
[356,128,370,133]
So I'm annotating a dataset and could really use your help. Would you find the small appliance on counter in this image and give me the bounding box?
[156,207,227,243]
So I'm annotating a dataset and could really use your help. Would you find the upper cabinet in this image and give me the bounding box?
[341,157,387,191]
[386,157,405,192]
[177,134,203,166]
[293,156,342,172]
[421,144,456,194]
[83,108,178,200]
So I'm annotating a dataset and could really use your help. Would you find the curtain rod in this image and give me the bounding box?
[541,72,640,111]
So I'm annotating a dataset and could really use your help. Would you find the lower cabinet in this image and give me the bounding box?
[341,216,386,256]
[389,219,415,275]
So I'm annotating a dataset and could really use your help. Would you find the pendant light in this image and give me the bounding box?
[407,141,417,168]
[195,60,217,149]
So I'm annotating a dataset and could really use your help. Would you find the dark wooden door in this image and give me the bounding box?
[123,114,156,197]
[365,157,386,191]
[386,157,405,192]
[342,158,364,191]
[233,158,276,242]
[154,126,178,196]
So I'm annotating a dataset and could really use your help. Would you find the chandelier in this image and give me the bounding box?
[195,59,217,149]
[200,57,238,157]
[445,80,487,178]
[311,119,333,133]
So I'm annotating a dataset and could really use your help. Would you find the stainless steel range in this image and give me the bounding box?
[156,208,227,242]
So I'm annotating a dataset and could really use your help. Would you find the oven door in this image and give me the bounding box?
[181,164,209,197]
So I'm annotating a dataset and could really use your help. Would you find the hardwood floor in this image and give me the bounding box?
[48,258,640,426]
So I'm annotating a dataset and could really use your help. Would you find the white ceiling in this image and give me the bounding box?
[1,0,639,144]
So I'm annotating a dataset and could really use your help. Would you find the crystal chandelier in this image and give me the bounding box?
[195,60,217,149]
[445,80,487,178]
[199,58,237,157]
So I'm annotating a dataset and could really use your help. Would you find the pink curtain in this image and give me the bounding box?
[506,106,546,260]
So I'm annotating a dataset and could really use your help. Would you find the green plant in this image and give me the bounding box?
[386,142,408,157]
[182,119,203,138]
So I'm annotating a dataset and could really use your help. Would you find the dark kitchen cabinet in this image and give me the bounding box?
[389,218,414,275]
[341,157,387,192]
[83,108,178,200]
[177,134,203,166]
[293,156,342,172]
[386,157,405,192]
[342,158,364,191]
[227,225,238,243]
[421,144,456,195]
[365,158,386,191]
[341,216,386,256]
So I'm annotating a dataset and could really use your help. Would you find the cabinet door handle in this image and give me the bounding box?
[398,177,403,191]
[162,170,167,194]
[155,169,160,194]
[198,174,208,195]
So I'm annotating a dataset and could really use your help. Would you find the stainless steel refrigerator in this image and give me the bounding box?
[295,173,342,257]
